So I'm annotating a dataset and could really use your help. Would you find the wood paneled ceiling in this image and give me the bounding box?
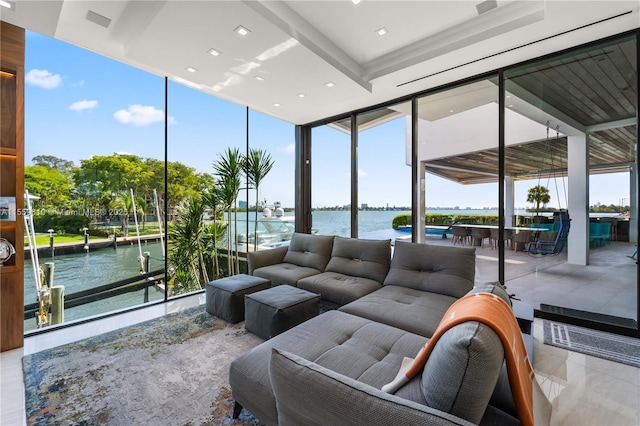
[425,36,637,184]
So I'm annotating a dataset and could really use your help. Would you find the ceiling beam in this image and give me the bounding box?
[244,0,372,93]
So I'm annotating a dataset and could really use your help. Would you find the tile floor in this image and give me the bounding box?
[1,291,639,425]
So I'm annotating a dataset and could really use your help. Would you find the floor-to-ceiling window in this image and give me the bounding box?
[22,30,295,333]
[24,31,165,331]
[416,78,500,283]
[356,103,412,239]
[244,109,295,251]
[311,118,352,237]
[503,34,638,330]
[165,80,246,295]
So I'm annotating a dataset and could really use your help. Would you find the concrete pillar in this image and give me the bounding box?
[416,161,426,244]
[505,176,515,226]
[567,134,589,265]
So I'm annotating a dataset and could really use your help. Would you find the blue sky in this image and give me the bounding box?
[25,30,631,210]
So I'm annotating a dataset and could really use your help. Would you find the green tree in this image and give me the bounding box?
[32,155,74,172]
[244,148,274,251]
[75,154,152,205]
[109,191,145,237]
[24,165,74,209]
[526,185,551,216]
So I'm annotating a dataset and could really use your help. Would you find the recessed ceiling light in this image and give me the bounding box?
[273,103,281,107]
[508,104,514,108]
[449,109,454,113]
[0,0,15,10]
[207,48,221,56]
[254,76,265,81]
[185,66,197,73]
[297,93,306,98]
[351,0,362,4]
[235,25,251,36]
[506,95,511,99]
[376,27,388,36]
[325,82,335,88]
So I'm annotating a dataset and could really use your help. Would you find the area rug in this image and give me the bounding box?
[23,305,263,425]
[543,320,640,368]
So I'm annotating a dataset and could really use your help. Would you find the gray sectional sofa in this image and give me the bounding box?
[233,233,534,425]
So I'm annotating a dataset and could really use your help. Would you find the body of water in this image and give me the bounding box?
[24,241,165,331]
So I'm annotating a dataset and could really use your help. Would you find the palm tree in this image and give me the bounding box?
[526,185,551,218]
[245,148,274,251]
[167,197,208,292]
[109,191,144,237]
[202,185,227,279]
[212,148,244,275]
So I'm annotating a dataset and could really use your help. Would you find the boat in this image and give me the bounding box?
[237,206,296,250]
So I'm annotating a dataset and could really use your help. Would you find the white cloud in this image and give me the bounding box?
[113,104,170,126]
[25,69,62,89]
[68,100,98,111]
[282,143,295,154]
[358,168,368,177]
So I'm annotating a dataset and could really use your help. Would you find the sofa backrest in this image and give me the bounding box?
[282,233,335,272]
[383,241,475,298]
[325,237,391,284]
[421,321,505,424]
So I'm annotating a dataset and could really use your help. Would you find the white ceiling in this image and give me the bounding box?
[2,0,640,125]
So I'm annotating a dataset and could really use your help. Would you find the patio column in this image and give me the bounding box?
[416,161,426,244]
[505,176,515,226]
[567,133,589,265]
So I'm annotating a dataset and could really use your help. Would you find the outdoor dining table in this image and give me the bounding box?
[451,224,549,247]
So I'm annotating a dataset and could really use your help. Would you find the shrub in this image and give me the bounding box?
[33,214,91,234]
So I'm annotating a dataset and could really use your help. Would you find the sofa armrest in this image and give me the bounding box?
[468,281,512,306]
[247,246,289,274]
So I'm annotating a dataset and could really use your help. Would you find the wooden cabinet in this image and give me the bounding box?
[1,21,25,351]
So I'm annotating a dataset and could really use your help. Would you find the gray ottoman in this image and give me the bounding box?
[245,285,321,340]
[205,274,271,323]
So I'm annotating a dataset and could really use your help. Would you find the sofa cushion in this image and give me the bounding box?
[253,263,323,287]
[339,286,458,338]
[229,311,428,425]
[269,348,473,426]
[421,321,504,425]
[384,241,475,298]
[298,272,383,307]
[282,233,334,271]
[325,237,391,284]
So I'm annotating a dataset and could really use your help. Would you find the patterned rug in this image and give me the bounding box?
[543,320,640,368]
[23,305,263,425]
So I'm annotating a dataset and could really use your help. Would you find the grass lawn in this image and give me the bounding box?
[25,234,102,246]
[25,228,163,246]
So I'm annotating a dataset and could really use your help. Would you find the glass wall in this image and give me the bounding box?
[311,119,352,237]
[243,110,295,251]
[24,31,165,331]
[356,103,412,239]
[23,31,295,333]
[165,81,246,295]
[416,78,500,283]
[503,34,638,328]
